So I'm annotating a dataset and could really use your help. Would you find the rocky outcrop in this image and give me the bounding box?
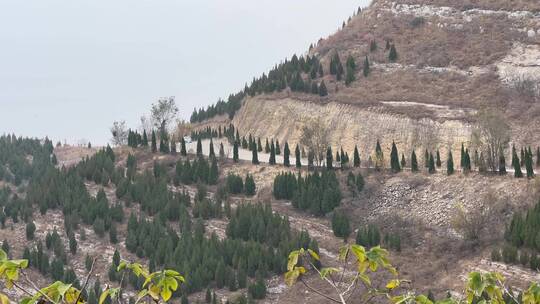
[232,96,472,161]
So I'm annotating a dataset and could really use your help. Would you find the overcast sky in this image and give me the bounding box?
[0,0,369,145]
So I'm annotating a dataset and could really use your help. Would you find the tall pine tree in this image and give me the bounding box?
[390,141,401,173]
[375,140,384,171]
[233,141,239,163]
[265,138,270,153]
[209,139,215,158]
[363,56,370,77]
[197,138,203,157]
[252,147,259,165]
[327,147,333,170]
[428,153,436,174]
[257,138,263,152]
[269,142,276,165]
[525,148,535,178]
[284,142,290,167]
[447,150,454,175]
[512,145,523,178]
[151,130,157,153]
[142,130,148,146]
[389,44,398,62]
[180,137,187,156]
[354,145,361,168]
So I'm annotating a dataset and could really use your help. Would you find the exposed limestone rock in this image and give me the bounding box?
[497,43,540,83]
[232,97,472,161]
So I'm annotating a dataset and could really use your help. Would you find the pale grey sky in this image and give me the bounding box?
[0,0,369,145]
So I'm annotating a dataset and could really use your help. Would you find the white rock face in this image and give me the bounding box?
[232,97,473,162]
[384,1,540,20]
[497,43,540,84]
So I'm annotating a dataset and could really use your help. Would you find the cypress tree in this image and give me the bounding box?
[295,145,301,168]
[265,139,270,153]
[424,149,429,168]
[428,153,436,174]
[499,149,507,175]
[276,140,281,155]
[269,142,276,165]
[209,139,215,158]
[142,130,148,146]
[252,147,259,165]
[180,137,187,156]
[460,143,465,169]
[447,150,454,175]
[26,222,36,240]
[151,130,157,153]
[257,138,263,152]
[233,141,239,163]
[521,148,525,167]
[331,212,351,240]
[284,142,290,167]
[375,140,384,171]
[326,147,333,169]
[436,150,442,167]
[354,145,361,167]
[536,147,540,167]
[401,153,406,168]
[363,56,370,77]
[69,234,77,254]
[512,145,523,178]
[389,44,398,62]
[209,158,219,184]
[248,134,253,151]
[219,143,225,159]
[390,141,401,173]
[526,149,535,178]
[319,81,328,97]
[340,147,347,168]
[464,149,472,173]
[196,138,203,157]
[345,66,355,85]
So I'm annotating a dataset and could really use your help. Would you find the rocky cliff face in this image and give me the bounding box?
[232,96,472,161]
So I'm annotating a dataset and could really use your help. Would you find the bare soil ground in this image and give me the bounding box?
[3,146,540,303]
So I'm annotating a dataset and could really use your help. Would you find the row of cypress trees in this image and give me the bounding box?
[187,127,538,179]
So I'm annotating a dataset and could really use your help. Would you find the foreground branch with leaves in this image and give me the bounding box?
[285,245,540,304]
[0,249,184,304]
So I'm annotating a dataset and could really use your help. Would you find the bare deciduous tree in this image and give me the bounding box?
[451,202,492,241]
[110,120,128,146]
[299,117,330,167]
[472,108,510,172]
[151,96,179,138]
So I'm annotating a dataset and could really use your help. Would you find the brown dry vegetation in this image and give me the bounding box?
[391,0,540,12]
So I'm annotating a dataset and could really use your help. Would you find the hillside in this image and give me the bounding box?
[193,0,540,162]
[4,1,540,304]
